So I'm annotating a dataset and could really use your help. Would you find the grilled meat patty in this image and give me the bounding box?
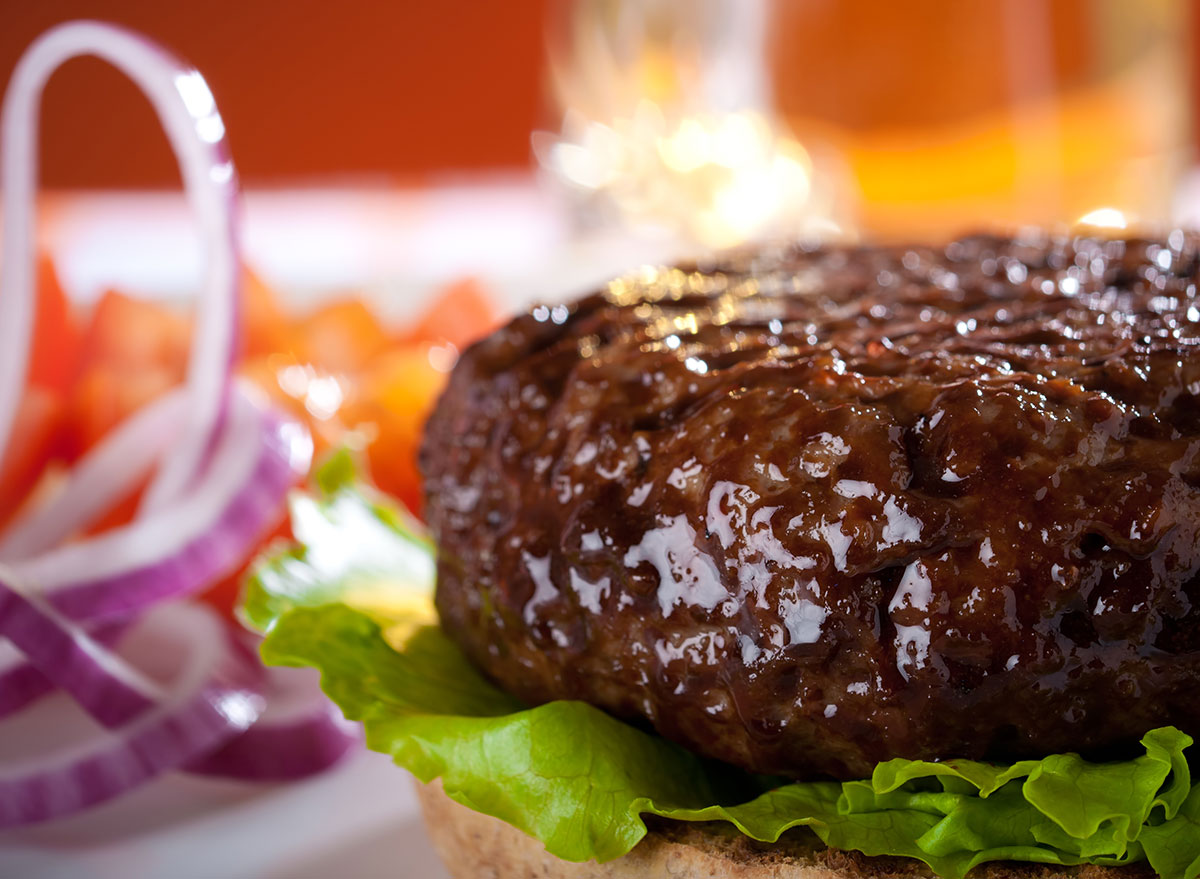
[421,232,1200,780]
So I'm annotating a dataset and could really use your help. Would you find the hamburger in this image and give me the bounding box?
[243,230,1200,878]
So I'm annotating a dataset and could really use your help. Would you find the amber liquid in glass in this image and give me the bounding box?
[769,0,1191,240]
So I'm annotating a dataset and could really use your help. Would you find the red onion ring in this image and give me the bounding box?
[188,663,360,781]
[0,597,264,828]
[0,579,157,727]
[0,22,239,504]
[0,620,133,722]
[0,20,358,815]
[0,390,188,561]
[0,645,56,720]
[11,385,310,623]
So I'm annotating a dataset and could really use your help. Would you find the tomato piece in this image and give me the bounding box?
[64,363,178,458]
[241,269,295,360]
[295,299,389,374]
[31,268,485,620]
[403,277,499,351]
[29,255,83,392]
[63,291,189,460]
[339,344,450,516]
[0,388,64,531]
[84,487,143,534]
[239,355,302,417]
[239,354,352,457]
[81,290,190,375]
[0,259,80,530]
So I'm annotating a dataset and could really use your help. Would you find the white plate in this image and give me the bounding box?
[0,748,448,879]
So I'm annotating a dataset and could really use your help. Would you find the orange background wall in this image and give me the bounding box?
[0,2,549,188]
[2,3,1198,190]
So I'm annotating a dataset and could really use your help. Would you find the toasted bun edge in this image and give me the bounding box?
[414,779,1156,879]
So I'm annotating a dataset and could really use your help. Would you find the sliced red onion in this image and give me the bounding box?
[0,20,352,823]
[0,21,240,501]
[0,390,188,561]
[0,580,156,727]
[10,384,310,623]
[0,642,55,720]
[0,620,131,721]
[0,599,264,828]
[188,663,359,781]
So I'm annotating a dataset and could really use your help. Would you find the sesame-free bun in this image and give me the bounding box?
[415,780,1153,879]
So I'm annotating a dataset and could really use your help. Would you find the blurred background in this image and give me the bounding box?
[3,0,1196,249]
[0,1,549,187]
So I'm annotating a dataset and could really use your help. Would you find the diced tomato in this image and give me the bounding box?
[295,299,389,374]
[241,270,295,360]
[64,364,178,458]
[239,355,303,419]
[84,478,146,534]
[11,262,498,624]
[339,343,450,516]
[29,255,83,392]
[403,276,500,351]
[64,291,189,459]
[0,256,79,530]
[0,388,64,531]
[81,290,190,375]
[239,354,351,457]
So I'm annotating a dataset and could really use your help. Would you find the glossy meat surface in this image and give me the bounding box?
[421,232,1200,779]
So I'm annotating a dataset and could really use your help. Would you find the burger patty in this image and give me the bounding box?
[421,232,1200,780]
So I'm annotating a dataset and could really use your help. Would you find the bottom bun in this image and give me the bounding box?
[415,780,1154,879]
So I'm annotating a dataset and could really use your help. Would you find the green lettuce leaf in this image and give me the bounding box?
[241,457,1200,878]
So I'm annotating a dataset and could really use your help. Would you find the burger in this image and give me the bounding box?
[243,230,1200,878]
